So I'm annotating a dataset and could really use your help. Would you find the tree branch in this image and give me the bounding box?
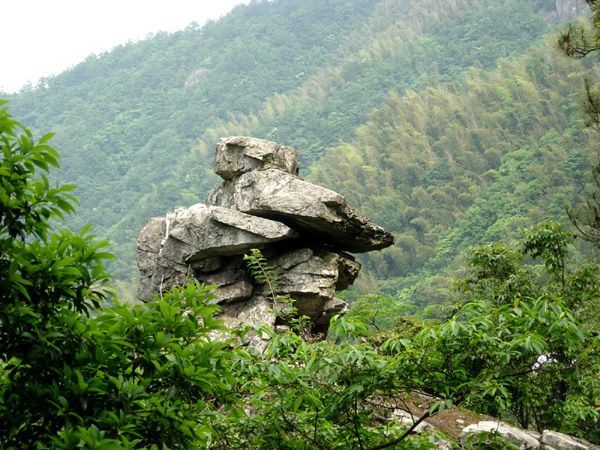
[366,410,431,450]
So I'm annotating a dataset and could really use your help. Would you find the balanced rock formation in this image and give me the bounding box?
[137,136,393,335]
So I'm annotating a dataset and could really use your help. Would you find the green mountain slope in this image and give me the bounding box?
[311,47,599,304]
[4,0,593,294]
[7,0,380,278]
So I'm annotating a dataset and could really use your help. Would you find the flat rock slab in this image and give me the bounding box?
[541,430,595,450]
[137,204,297,301]
[195,260,254,304]
[207,168,394,253]
[272,247,360,299]
[162,203,298,263]
[214,136,300,180]
[218,295,276,329]
[461,421,540,449]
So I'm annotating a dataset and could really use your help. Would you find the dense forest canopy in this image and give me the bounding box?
[1,105,598,447]
[4,0,593,295]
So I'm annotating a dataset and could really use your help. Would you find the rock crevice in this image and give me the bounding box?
[137,136,393,335]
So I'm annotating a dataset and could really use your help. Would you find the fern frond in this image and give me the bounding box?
[243,248,279,299]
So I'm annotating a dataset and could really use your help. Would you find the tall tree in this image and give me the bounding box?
[0,101,233,448]
[559,0,600,248]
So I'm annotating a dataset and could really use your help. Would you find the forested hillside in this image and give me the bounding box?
[4,0,593,295]
[313,47,600,305]
[3,0,600,447]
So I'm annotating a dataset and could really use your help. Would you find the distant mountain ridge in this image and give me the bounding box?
[5,0,596,301]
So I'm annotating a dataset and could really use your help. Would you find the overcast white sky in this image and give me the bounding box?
[0,0,249,93]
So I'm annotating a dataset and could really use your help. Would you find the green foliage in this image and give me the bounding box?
[559,1,600,249]
[7,0,381,282]
[456,221,580,309]
[568,160,600,247]
[343,291,424,334]
[208,315,443,449]
[213,256,599,447]
[1,103,598,447]
[217,224,598,447]
[3,2,600,446]
[0,0,592,313]
[2,282,231,449]
[0,105,232,448]
[559,0,599,59]
[455,242,534,307]
[311,38,599,305]
[0,100,113,347]
[6,0,560,286]
[458,222,600,329]
[243,248,280,300]
[522,221,571,283]
[0,102,109,445]
[51,282,231,449]
[397,297,597,433]
[0,100,75,241]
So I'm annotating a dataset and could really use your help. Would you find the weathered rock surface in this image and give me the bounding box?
[137,204,297,302]
[461,421,541,449]
[458,421,600,450]
[388,394,599,450]
[218,296,276,329]
[541,430,594,450]
[264,247,358,331]
[392,409,436,434]
[273,248,359,296]
[214,136,299,180]
[210,296,276,351]
[138,137,393,336]
[162,203,297,262]
[207,168,393,252]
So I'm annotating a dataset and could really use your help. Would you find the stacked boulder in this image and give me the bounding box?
[137,136,393,335]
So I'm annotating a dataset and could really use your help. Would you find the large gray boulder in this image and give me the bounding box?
[206,168,393,252]
[194,258,254,304]
[218,295,276,330]
[457,423,599,450]
[162,203,297,262]
[137,203,297,301]
[137,136,393,337]
[541,430,594,450]
[269,247,359,329]
[214,136,300,180]
[138,217,186,301]
[461,421,540,449]
[210,295,277,351]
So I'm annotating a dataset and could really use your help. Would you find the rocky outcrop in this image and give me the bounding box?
[207,168,393,252]
[379,392,598,450]
[390,408,599,450]
[538,0,588,22]
[554,0,588,21]
[137,137,393,335]
[137,204,297,302]
[461,421,541,449]
[214,136,300,179]
[460,421,599,450]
